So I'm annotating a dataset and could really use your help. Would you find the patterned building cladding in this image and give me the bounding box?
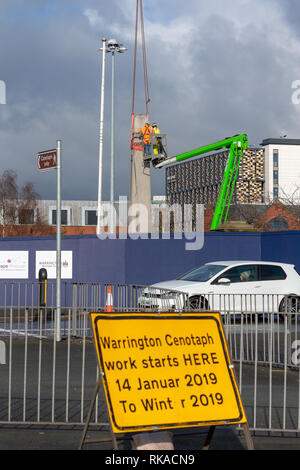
[237,148,264,203]
[166,148,265,218]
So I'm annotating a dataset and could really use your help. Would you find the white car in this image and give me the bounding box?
[140,261,300,315]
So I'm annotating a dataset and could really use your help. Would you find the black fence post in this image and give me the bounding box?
[39,268,47,307]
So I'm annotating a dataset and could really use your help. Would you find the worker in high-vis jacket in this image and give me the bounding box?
[152,123,160,155]
[152,122,167,157]
[138,121,153,156]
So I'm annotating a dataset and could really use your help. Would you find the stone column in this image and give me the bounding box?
[129,114,152,234]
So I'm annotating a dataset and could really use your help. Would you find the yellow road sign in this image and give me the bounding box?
[90,312,247,433]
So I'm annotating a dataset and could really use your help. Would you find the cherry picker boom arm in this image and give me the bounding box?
[155,134,249,230]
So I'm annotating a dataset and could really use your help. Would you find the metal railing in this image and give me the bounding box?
[1,282,300,434]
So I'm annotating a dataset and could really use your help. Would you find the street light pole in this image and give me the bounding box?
[97,37,107,237]
[56,139,62,342]
[106,39,127,233]
[110,48,115,233]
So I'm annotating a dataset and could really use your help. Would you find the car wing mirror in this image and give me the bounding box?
[217,277,231,285]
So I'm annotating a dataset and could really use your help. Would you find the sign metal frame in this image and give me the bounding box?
[80,312,254,450]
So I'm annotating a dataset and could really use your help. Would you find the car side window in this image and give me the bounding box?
[260,265,287,281]
[214,265,259,284]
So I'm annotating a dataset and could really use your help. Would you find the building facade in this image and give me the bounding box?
[33,197,167,232]
[166,147,265,224]
[262,138,300,202]
[166,138,300,218]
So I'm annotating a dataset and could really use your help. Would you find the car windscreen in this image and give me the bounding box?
[177,264,226,282]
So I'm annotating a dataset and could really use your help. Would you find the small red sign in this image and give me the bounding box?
[37,149,57,170]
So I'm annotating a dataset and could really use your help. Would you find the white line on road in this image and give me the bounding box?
[0,328,48,339]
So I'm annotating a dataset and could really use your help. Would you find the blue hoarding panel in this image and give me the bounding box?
[0,231,298,286]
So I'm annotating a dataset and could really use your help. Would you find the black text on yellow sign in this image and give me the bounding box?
[90,313,247,433]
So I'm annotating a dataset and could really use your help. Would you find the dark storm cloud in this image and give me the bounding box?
[273,0,300,36]
[144,0,300,151]
[0,0,135,200]
[0,0,300,201]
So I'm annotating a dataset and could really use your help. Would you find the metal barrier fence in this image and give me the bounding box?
[0,281,300,434]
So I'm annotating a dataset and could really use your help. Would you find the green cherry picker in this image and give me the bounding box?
[151,133,249,231]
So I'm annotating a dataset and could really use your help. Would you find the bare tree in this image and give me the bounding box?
[227,186,300,232]
[0,169,48,237]
[0,170,18,236]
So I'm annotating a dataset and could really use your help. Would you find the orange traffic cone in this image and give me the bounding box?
[105,285,114,312]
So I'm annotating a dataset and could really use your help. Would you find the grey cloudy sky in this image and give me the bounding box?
[1,0,300,201]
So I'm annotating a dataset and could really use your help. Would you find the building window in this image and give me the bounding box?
[273,149,278,168]
[266,216,288,230]
[273,149,279,199]
[18,209,35,224]
[51,209,69,225]
[81,207,98,226]
[85,210,97,226]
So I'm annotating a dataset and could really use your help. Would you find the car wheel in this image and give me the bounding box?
[279,296,300,320]
[188,296,209,311]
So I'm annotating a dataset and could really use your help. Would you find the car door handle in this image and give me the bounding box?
[254,285,261,288]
